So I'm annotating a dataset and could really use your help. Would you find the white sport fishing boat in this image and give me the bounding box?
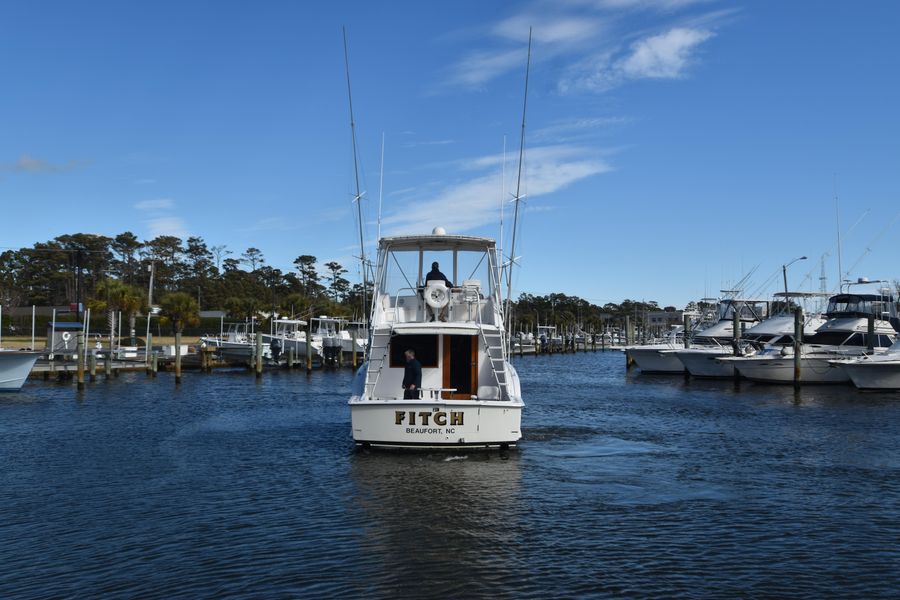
[200,321,270,362]
[829,339,900,390]
[0,350,40,391]
[674,294,825,378]
[349,229,524,449]
[722,290,897,384]
[630,298,767,374]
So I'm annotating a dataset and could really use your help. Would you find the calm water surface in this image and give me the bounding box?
[2,353,899,598]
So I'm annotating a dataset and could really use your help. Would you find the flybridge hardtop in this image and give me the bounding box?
[349,227,523,449]
[378,233,496,251]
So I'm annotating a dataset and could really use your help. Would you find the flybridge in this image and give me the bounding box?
[825,294,897,319]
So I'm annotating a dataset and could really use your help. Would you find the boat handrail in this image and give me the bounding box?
[392,287,422,323]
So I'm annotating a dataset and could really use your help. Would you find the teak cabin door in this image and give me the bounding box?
[442,335,477,400]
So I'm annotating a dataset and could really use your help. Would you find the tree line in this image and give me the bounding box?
[0,232,369,325]
[0,231,678,335]
[511,292,672,333]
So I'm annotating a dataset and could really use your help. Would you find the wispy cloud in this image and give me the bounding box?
[381,144,611,235]
[532,116,633,142]
[401,139,456,149]
[438,0,728,94]
[561,26,714,92]
[134,178,156,185]
[1,154,86,173]
[134,197,189,239]
[146,217,189,239]
[134,198,174,211]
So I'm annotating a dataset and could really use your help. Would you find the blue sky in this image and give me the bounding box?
[2,0,898,307]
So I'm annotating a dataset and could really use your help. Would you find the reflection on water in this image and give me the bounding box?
[0,354,898,597]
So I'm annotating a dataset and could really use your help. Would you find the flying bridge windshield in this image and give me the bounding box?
[718,300,769,321]
[826,294,897,319]
[377,239,499,299]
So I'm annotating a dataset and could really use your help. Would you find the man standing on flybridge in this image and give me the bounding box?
[425,262,454,322]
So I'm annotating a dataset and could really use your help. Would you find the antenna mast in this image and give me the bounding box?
[343,27,369,329]
[378,131,385,242]
[504,28,532,333]
[834,178,843,286]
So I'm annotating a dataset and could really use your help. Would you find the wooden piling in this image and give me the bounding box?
[288,347,295,369]
[351,331,358,370]
[306,323,313,373]
[145,333,153,375]
[76,332,85,391]
[255,331,263,378]
[867,314,875,353]
[89,352,97,381]
[175,332,183,384]
[151,351,158,377]
[104,352,112,378]
[683,314,691,349]
[793,306,803,390]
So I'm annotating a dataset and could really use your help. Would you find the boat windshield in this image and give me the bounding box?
[377,241,499,299]
[718,300,769,322]
[825,294,896,319]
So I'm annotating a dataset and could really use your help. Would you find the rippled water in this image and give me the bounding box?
[2,354,899,598]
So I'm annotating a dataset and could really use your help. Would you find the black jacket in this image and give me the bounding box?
[425,268,453,288]
[402,358,422,389]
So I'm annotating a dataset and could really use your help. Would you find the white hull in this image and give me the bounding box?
[262,335,320,359]
[838,361,900,390]
[675,348,735,378]
[629,346,685,373]
[350,399,523,448]
[730,356,850,384]
[0,352,40,391]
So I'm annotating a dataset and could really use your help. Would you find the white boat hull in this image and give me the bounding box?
[731,356,850,384]
[262,336,320,359]
[839,361,900,390]
[0,352,40,391]
[675,348,735,378]
[349,400,523,448]
[629,347,684,373]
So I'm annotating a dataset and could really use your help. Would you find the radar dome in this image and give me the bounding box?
[432,226,447,235]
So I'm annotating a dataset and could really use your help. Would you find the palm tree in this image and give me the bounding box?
[89,279,148,348]
[160,291,200,335]
[160,291,199,384]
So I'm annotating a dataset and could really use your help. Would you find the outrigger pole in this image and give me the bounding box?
[504,28,532,335]
[343,27,370,336]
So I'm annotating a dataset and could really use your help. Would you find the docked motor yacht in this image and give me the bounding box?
[829,339,900,390]
[630,299,768,374]
[348,229,523,449]
[722,291,897,384]
[0,350,40,391]
[674,294,825,378]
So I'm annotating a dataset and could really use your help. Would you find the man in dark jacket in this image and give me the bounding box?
[402,349,422,399]
[425,261,454,322]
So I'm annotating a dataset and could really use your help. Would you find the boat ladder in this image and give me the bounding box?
[364,329,392,398]
[479,325,510,401]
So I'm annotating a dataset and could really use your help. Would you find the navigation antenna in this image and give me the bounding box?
[504,28,532,335]
[834,177,843,285]
[343,27,369,332]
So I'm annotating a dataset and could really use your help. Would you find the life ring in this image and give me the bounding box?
[425,283,449,309]
[61,331,72,342]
